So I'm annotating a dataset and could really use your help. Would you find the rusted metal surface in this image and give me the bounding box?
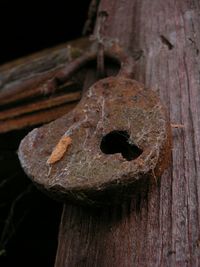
[18,46,171,205]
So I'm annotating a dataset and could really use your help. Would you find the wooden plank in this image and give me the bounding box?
[0,38,91,133]
[55,0,200,266]
[0,103,77,133]
[0,92,81,121]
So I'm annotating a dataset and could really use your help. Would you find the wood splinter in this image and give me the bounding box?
[47,135,72,165]
[171,123,184,129]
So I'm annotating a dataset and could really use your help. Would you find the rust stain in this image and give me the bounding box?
[47,135,72,165]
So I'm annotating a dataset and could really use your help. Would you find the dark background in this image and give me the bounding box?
[0,1,91,64]
[0,1,91,266]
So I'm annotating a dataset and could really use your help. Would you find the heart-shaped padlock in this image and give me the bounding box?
[18,44,171,206]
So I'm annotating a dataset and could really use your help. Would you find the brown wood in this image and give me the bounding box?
[0,38,90,133]
[0,103,78,133]
[55,0,200,266]
[0,92,81,121]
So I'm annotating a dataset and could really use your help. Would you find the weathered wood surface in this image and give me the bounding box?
[0,38,90,133]
[55,0,200,266]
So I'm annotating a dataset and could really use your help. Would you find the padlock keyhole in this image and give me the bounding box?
[100,131,142,161]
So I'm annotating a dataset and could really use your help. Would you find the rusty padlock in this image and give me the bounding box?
[18,44,171,206]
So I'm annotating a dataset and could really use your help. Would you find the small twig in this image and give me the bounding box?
[0,248,6,257]
[152,169,158,185]
[89,10,108,77]
[97,42,105,78]
[0,184,33,249]
[0,70,59,106]
[82,0,100,35]
[94,11,108,78]
[0,174,16,189]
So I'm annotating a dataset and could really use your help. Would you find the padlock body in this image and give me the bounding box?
[19,77,171,206]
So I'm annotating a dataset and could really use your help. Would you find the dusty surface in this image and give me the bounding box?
[18,76,171,205]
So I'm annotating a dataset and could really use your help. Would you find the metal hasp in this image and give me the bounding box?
[18,45,172,206]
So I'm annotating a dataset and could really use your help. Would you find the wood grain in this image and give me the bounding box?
[55,0,200,266]
[0,38,90,133]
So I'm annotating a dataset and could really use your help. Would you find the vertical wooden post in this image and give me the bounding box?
[55,0,200,266]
